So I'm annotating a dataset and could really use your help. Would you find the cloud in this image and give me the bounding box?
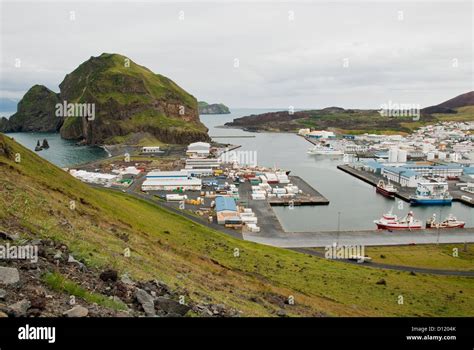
[0,1,472,109]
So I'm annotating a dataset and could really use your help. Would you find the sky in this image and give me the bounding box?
[0,0,472,109]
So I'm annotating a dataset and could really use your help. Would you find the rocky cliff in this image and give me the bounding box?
[1,54,210,145]
[0,85,61,132]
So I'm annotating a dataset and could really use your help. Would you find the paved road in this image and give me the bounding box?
[243,228,474,248]
[88,181,473,277]
[292,248,474,277]
[94,176,243,240]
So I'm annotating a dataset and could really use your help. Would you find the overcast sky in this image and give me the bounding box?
[0,0,472,109]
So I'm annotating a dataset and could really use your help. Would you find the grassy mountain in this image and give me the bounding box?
[225,108,432,134]
[1,133,473,316]
[59,53,209,145]
[226,92,474,134]
[422,91,474,114]
[0,85,61,132]
[1,53,210,145]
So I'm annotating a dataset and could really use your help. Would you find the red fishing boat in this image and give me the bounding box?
[376,180,397,199]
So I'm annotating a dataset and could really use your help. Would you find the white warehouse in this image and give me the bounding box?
[141,171,202,191]
[186,142,211,158]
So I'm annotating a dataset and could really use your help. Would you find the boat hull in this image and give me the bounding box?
[307,151,343,156]
[426,223,465,229]
[376,186,396,199]
[410,198,452,206]
[375,223,422,230]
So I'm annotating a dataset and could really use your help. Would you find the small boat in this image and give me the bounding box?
[426,214,465,229]
[307,144,343,156]
[374,210,422,230]
[376,180,397,199]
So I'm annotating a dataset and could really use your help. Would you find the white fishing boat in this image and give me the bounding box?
[307,144,343,156]
[425,214,465,229]
[374,210,423,230]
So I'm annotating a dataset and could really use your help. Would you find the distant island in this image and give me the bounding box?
[198,101,230,114]
[0,53,210,146]
[225,91,474,135]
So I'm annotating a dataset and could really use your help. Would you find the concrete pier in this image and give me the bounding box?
[337,164,474,207]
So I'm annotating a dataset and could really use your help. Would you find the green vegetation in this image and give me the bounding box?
[1,85,61,133]
[297,109,436,134]
[366,244,474,271]
[42,271,127,310]
[120,110,197,130]
[434,106,474,122]
[198,101,231,114]
[233,105,472,135]
[54,53,208,144]
[1,134,474,316]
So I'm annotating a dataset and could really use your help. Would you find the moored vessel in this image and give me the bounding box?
[376,180,397,199]
[374,210,422,230]
[409,182,452,206]
[425,214,465,229]
[307,144,343,156]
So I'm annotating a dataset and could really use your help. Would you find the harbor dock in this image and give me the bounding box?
[237,175,329,234]
[337,164,474,207]
[268,176,329,206]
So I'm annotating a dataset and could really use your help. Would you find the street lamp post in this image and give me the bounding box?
[337,211,341,245]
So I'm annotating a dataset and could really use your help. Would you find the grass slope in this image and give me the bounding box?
[1,133,473,316]
[366,244,474,271]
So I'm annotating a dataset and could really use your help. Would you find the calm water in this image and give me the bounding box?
[3,108,472,230]
[201,109,473,231]
[6,132,108,168]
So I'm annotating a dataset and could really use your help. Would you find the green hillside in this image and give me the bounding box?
[58,53,209,145]
[1,133,473,316]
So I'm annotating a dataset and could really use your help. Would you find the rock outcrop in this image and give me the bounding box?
[0,85,61,133]
[198,101,230,114]
[1,53,210,145]
[57,53,209,145]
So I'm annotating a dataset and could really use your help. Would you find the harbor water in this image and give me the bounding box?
[201,109,473,231]
[3,108,472,230]
[4,132,108,168]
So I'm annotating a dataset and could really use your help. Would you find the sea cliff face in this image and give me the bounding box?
[0,85,61,133]
[1,53,210,145]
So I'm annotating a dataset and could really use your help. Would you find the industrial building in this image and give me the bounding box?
[306,130,336,139]
[403,164,464,178]
[381,167,420,187]
[185,158,221,169]
[141,146,162,154]
[215,196,241,225]
[70,170,120,186]
[141,171,202,191]
[186,142,211,158]
[181,168,213,177]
